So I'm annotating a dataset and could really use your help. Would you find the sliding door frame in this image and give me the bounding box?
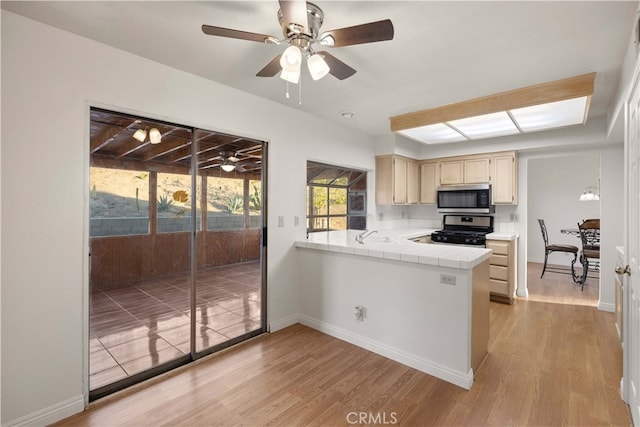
[86,105,268,401]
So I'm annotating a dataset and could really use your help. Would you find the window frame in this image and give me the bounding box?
[306,162,367,232]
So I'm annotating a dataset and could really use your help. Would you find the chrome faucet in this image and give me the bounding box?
[356,230,378,244]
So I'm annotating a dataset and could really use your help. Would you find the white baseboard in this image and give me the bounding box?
[269,313,299,332]
[598,301,615,313]
[4,394,84,427]
[298,314,473,390]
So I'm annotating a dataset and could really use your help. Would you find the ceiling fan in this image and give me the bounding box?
[219,151,260,173]
[202,0,394,83]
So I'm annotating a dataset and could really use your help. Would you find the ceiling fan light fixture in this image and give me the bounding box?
[221,160,236,172]
[280,68,300,84]
[149,128,162,144]
[133,129,147,142]
[308,53,330,80]
[318,33,335,47]
[280,46,302,73]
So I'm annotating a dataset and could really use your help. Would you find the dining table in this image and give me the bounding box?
[560,228,580,236]
[561,224,600,272]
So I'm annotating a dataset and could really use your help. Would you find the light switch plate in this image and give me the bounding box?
[278,216,284,227]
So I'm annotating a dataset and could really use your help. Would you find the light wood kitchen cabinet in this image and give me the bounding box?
[464,157,491,183]
[440,156,490,185]
[486,238,517,304]
[393,157,408,204]
[439,159,464,185]
[375,155,418,205]
[407,160,419,204]
[490,151,518,204]
[420,161,439,204]
[376,150,518,205]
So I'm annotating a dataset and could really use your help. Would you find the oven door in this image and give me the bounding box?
[437,184,494,214]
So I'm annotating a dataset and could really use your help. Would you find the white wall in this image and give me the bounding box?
[527,153,601,266]
[0,11,378,425]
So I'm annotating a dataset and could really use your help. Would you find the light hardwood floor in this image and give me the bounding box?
[56,262,631,426]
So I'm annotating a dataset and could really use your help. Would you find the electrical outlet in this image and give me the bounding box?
[294,216,299,226]
[440,274,456,285]
[510,213,520,222]
[278,216,284,227]
[378,212,384,221]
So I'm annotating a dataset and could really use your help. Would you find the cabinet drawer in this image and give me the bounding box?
[490,264,509,281]
[486,240,509,255]
[490,253,509,267]
[490,278,509,295]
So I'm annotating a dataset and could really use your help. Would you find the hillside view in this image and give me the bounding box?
[90,167,260,219]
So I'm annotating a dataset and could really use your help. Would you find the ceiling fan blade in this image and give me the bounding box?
[202,25,275,43]
[279,0,309,34]
[317,51,356,80]
[236,162,260,173]
[321,19,394,47]
[256,54,283,77]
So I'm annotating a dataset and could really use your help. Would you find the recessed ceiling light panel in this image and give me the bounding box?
[509,96,588,132]
[398,123,467,144]
[447,111,519,139]
[389,73,595,145]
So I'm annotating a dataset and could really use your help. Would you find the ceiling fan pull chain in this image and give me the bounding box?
[285,80,290,99]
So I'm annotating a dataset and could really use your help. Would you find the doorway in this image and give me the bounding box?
[88,108,267,400]
[526,153,601,295]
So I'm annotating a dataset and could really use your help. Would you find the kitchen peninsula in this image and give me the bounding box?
[295,229,492,389]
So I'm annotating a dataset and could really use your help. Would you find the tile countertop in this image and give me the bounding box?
[295,229,494,270]
[486,232,518,241]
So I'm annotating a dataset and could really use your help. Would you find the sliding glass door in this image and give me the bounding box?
[88,108,266,399]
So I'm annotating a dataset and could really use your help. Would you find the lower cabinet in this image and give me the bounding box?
[486,238,517,304]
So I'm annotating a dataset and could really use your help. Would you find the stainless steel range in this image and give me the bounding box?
[431,215,494,246]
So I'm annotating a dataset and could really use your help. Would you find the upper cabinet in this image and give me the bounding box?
[375,155,419,205]
[490,151,518,204]
[407,160,419,204]
[420,161,439,204]
[464,157,491,183]
[439,156,490,185]
[439,159,463,185]
[376,151,518,206]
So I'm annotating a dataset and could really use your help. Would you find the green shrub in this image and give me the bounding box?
[250,184,261,211]
[225,194,243,214]
[158,194,174,212]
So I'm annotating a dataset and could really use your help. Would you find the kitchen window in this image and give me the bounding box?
[306,161,367,232]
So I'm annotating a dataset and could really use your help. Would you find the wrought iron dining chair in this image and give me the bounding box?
[572,218,600,290]
[538,219,579,278]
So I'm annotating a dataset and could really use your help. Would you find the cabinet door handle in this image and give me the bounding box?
[615,265,631,276]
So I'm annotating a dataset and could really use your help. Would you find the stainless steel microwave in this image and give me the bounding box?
[437,184,494,214]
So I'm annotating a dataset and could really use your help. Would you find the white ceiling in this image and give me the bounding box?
[3,1,638,140]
